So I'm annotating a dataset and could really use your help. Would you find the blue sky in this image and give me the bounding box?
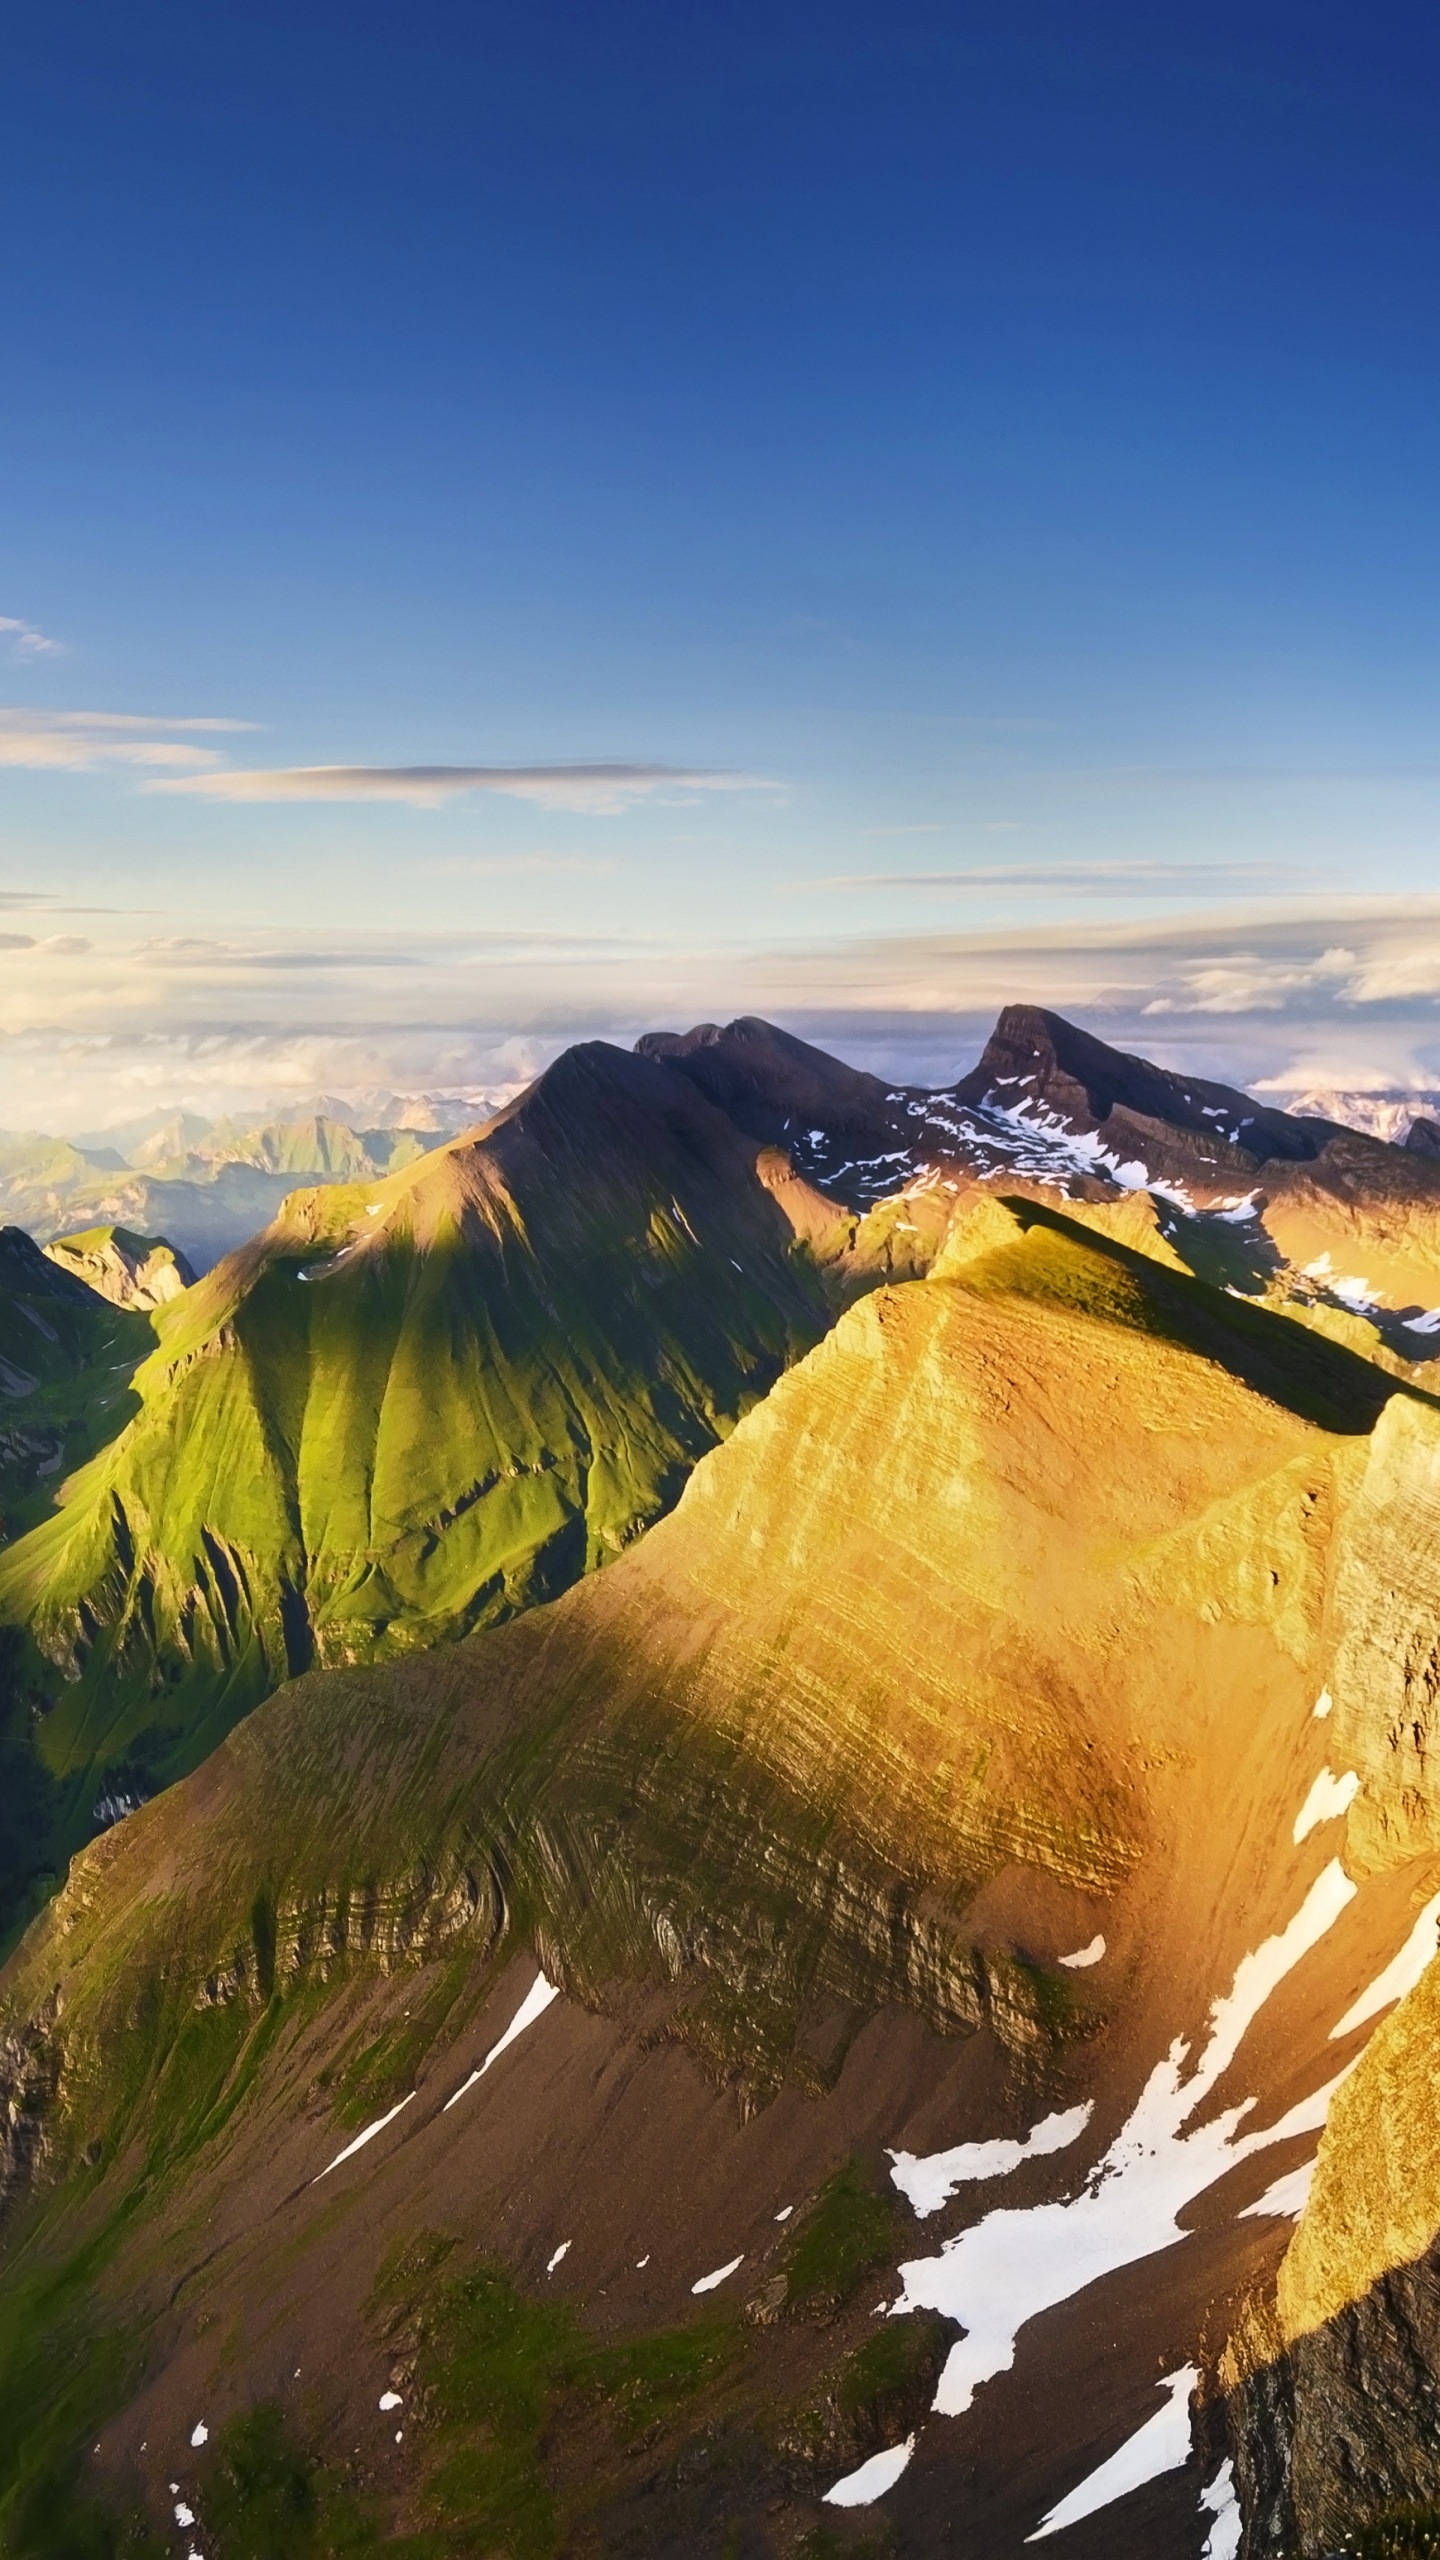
[3,0,1440,1125]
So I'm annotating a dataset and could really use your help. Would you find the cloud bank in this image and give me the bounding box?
[5,891,1440,1128]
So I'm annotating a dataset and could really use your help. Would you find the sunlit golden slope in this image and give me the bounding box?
[1,1202,1432,2555]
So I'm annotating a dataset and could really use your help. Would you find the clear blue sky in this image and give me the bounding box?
[3,0,1440,1125]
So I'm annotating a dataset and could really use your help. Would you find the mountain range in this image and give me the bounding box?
[0,1108,469,1276]
[3,1008,1440,2556]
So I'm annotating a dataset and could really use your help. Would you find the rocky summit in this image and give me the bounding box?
[4,1011,1440,2556]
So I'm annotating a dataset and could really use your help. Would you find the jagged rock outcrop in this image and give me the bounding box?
[43,1225,195,1310]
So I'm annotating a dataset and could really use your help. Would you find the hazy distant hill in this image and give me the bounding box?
[0,1108,460,1272]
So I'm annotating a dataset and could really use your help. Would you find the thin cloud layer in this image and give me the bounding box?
[797,860,1309,896]
[0,708,254,771]
[149,760,775,812]
[0,708,774,810]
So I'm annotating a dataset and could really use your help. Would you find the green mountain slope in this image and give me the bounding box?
[0,1041,850,1922]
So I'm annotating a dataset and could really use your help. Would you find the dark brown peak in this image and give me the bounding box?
[459,1037,763,1193]
[634,1015,896,1146]
[1406,1116,1440,1158]
[634,1022,724,1056]
[499,1036,707,1124]
[955,1003,1332,1166]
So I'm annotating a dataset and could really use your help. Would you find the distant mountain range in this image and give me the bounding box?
[3,1010,1440,2554]
[0,1102,477,1273]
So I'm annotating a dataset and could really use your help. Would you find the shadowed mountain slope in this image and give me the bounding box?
[3,1209,1440,2553]
[0,1228,152,1541]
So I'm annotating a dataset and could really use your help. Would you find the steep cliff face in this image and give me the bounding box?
[1,1205,1435,2555]
[1208,1390,1440,2556]
[1219,1961,1440,2557]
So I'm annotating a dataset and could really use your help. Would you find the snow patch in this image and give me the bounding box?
[190,2422,208,2447]
[443,1972,560,2111]
[691,2255,744,2295]
[1312,1688,1333,1719]
[1404,1307,1440,1336]
[1059,1936,1106,1969]
[893,1861,1357,2416]
[546,2241,571,2275]
[1331,1890,1440,2038]
[1293,1768,1360,1842]
[173,2503,195,2528]
[1240,2159,1316,2220]
[1332,1276,1379,1309]
[774,2205,793,2222]
[889,2105,1093,2221]
[313,2092,414,2181]
[1027,2368,1196,2541]
[823,2435,915,2507]
[1201,2459,1243,2560]
[378,2392,402,2412]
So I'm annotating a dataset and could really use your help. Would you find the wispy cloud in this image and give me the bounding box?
[0,707,255,772]
[135,935,415,972]
[858,822,1023,838]
[793,860,1312,896]
[0,617,64,660]
[147,760,776,813]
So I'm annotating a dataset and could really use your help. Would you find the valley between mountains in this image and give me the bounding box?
[7,1010,1440,2556]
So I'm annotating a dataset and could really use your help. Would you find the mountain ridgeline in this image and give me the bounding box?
[5,1009,1440,2554]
